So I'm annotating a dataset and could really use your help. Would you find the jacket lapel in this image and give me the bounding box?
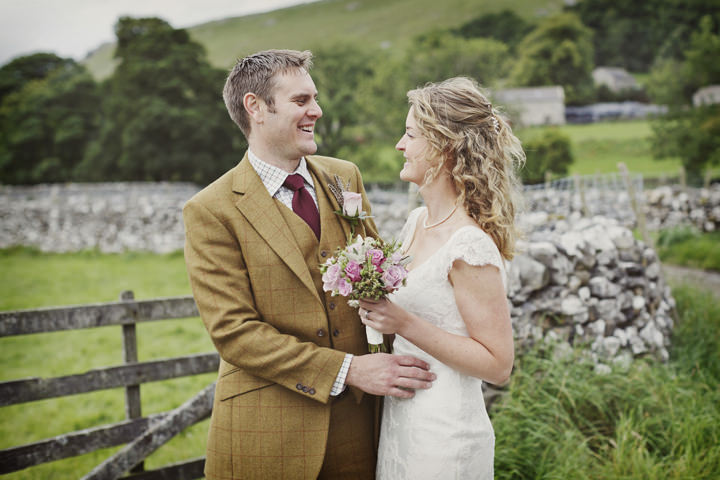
[307,157,354,242]
[232,153,321,305]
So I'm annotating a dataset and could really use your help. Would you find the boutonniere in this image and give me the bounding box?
[325,173,372,238]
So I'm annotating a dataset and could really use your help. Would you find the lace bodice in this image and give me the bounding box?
[394,207,506,336]
[376,207,505,480]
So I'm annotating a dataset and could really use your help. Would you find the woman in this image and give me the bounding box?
[359,77,524,479]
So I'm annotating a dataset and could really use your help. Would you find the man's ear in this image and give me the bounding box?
[243,92,264,125]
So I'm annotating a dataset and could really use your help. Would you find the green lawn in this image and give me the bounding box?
[0,248,214,479]
[516,120,683,178]
[654,228,720,272]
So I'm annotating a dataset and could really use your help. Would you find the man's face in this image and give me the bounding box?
[254,69,323,163]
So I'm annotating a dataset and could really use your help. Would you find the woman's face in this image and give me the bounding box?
[396,107,435,185]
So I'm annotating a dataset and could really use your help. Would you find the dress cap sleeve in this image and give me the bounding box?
[444,226,506,288]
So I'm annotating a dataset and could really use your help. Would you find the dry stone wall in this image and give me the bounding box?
[512,212,674,369]
[1,182,680,367]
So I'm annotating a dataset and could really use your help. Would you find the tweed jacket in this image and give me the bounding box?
[183,152,379,479]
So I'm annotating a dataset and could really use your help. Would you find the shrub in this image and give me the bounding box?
[521,129,574,184]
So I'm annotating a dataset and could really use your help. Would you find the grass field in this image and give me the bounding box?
[2,241,719,478]
[516,120,684,178]
[83,0,565,79]
[0,248,212,479]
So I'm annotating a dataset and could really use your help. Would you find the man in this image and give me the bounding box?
[183,49,435,480]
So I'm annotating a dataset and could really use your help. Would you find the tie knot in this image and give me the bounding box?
[283,174,306,191]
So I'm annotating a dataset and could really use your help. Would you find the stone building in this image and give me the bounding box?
[493,86,566,127]
[692,85,720,106]
[592,67,638,92]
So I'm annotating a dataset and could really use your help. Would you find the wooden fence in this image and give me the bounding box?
[0,291,218,479]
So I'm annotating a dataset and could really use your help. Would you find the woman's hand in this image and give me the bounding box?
[358,297,413,336]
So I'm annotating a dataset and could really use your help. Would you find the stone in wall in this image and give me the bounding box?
[508,214,675,368]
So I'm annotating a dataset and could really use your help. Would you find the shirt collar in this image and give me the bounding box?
[247,150,314,197]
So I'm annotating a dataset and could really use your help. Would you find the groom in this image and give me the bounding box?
[183,49,435,479]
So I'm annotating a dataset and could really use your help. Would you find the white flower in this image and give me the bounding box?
[341,191,362,216]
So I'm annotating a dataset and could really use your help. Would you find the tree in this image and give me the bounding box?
[407,30,509,88]
[348,32,510,180]
[511,13,595,105]
[454,9,533,49]
[77,17,244,184]
[0,59,99,184]
[0,53,75,103]
[650,16,720,180]
[684,15,720,90]
[311,43,377,158]
[652,105,720,182]
[567,0,720,72]
[520,129,574,184]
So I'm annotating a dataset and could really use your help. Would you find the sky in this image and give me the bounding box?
[0,0,318,65]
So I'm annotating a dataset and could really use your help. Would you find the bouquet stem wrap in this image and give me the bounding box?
[366,326,387,353]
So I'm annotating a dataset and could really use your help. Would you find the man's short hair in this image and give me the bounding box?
[223,49,313,138]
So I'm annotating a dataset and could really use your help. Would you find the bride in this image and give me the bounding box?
[358,77,525,479]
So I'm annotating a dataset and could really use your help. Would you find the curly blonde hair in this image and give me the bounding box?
[407,77,525,260]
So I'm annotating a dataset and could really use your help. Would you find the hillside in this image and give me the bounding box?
[83,0,564,79]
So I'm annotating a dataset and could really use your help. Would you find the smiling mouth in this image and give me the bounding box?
[299,124,314,133]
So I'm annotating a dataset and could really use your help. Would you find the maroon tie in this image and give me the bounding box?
[283,174,321,239]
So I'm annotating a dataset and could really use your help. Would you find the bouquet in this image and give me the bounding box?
[320,235,410,353]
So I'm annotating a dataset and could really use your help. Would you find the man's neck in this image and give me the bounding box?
[248,145,301,173]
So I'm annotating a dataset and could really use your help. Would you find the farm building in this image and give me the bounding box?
[493,86,566,127]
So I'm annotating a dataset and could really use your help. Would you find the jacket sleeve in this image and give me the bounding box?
[183,198,346,404]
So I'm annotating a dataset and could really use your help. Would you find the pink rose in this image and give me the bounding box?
[367,249,385,268]
[344,260,362,283]
[322,263,341,292]
[382,264,408,291]
[342,192,362,216]
[337,279,353,297]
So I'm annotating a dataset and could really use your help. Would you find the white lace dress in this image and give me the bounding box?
[376,207,507,480]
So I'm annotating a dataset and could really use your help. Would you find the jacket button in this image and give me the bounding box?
[329,302,335,310]
[333,329,340,337]
[302,386,309,393]
[296,383,303,390]
[317,329,325,337]
[309,388,316,395]
[320,250,328,258]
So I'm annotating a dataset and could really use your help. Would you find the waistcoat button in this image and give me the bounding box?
[317,329,326,337]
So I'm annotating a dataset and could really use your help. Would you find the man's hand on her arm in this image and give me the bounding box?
[345,353,436,398]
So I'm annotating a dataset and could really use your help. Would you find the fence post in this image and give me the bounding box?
[120,290,144,473]
[679,165,687,191]
[544,170,553,185]
[573,174,590,217]
[617,163,651,247]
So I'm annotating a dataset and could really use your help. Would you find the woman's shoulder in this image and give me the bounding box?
[445,223,503,268]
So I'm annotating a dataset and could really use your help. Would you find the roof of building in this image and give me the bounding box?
[493,86,565,103]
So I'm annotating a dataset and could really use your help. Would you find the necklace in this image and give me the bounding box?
[423,203,459,229]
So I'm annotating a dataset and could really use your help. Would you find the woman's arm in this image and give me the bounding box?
[359,260,514,384]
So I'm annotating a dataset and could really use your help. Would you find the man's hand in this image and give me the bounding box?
[345,353,436,398]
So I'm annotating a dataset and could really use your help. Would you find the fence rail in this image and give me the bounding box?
[0,353,218,406]
[0,295,198,337]
[0,292,214,479]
